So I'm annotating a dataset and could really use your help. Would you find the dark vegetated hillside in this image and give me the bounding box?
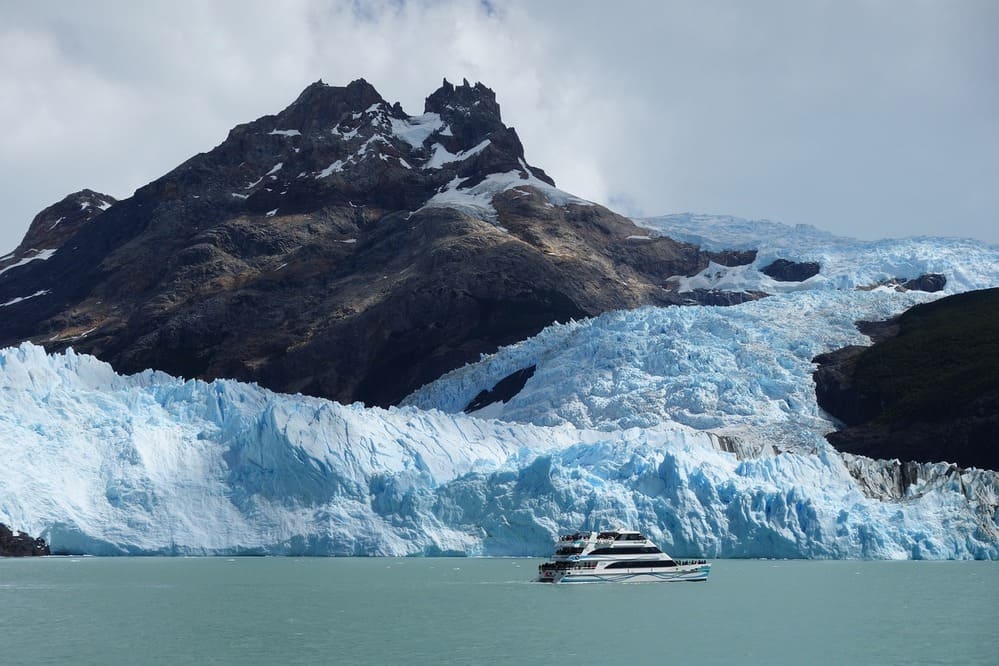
[815,287,999,471]
[856,288,999,422]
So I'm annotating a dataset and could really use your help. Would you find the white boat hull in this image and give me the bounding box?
[539,562,711,584]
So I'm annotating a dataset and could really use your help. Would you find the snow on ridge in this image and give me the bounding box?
[423,139,491,170]
[269,129,301,137]
[1,340,995,559]
[0,248,58,277]
[316,160,345,178]
[638,213,999,295]
[389,112,446,149]
[419,168,594,221]
[1,289,50,308]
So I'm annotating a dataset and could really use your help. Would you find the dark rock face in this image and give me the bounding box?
[0,78,741,407]
[465,365,536,412]
[679,289,769,306]
[0,523,50,556]
[857,273,948,293]
[814,288,999,471]
[902,273,946,292]
[761,258,820,282]
[709,249,757,267]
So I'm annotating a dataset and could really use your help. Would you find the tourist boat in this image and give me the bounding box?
[536,529,710,583]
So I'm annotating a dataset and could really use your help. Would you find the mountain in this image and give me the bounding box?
[0,79,759,407]
[814,288,999,470]
[2,82,998,559]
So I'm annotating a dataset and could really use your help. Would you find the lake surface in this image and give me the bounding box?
[1,558,995,665]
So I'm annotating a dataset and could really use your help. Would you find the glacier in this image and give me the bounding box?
[2,216,998,559]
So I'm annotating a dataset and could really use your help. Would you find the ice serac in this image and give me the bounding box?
[1,340,997,559]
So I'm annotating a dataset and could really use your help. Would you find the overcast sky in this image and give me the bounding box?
[2,0,997,254]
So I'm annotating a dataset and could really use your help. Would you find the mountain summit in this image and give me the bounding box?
[0,79,742,406]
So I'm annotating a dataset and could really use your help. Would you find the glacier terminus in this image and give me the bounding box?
[2,218,997,559]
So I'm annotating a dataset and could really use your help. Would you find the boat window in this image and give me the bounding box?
[588,546,662,555]
[604,560,677,569]
[556,546,584,555]
[597,531,618,540]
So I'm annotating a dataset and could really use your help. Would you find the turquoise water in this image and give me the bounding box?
[1,558,996,665]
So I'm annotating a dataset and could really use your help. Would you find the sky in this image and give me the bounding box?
[1,0,997,255]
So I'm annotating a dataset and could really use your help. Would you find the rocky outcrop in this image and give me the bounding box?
[902,273,946,292]
[0,523,50,556]
[0,79,742,407]
[761,258,820,282]
[814,288,999,471]
[679,289,769,306]
[857,273,948,293]
[465,365,536,412]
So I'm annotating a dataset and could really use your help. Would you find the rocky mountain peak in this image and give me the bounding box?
[424,78,501,121]
[269,78,387,135]
[0,77,737,407]
[2,189,115,268]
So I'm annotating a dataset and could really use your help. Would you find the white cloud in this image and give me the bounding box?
[1,0,997,254]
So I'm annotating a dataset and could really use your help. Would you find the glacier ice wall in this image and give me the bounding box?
[1,342,997,559]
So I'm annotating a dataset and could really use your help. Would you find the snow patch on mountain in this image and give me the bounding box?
[0,248,58,277]
[420,169,593,221]
[1,289,50,308]
[389,112,446,149]
[423,140,491,169]
[316,160,345,178]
